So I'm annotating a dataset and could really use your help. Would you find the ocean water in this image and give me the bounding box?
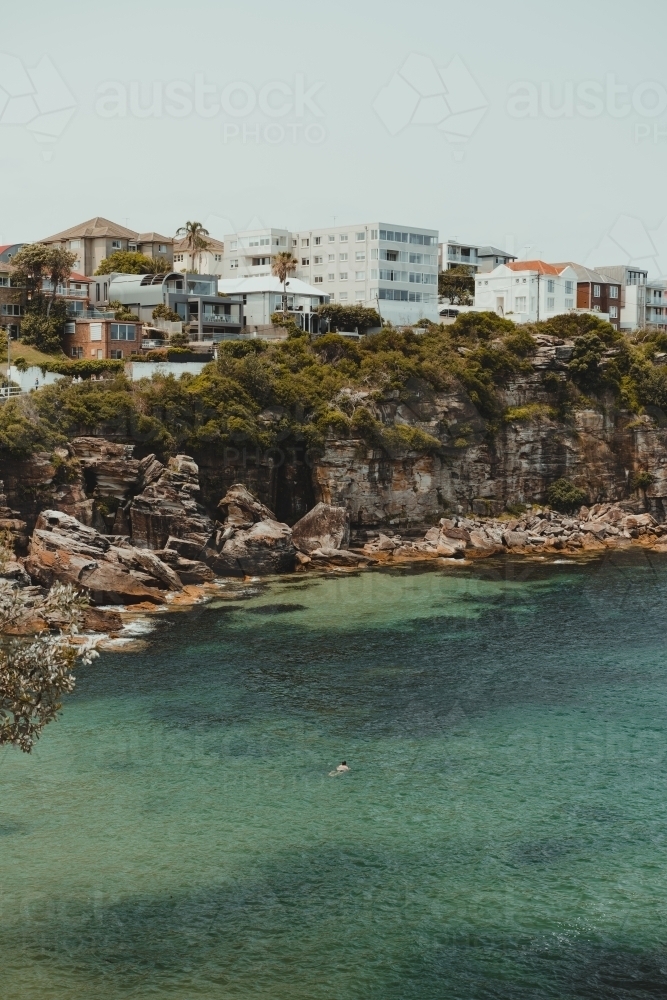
[2,551,667,999]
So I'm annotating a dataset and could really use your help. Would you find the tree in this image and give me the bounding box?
[11,243,78,317]
[271,251,298,317]
[438,264,475,305]
[316,303,381,334]
[95,251,169,275]
[21,298,69,354]
[152,303,181,323]
[546,478,588,513]
[175,221,211,274]
[0,578,98,752]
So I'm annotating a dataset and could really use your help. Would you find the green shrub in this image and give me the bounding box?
[546,478,588,512]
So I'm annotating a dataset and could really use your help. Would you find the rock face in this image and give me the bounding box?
[291,502,350,554]
[130,455,215,553]
[25,510,182,604]
[210,485,296,576]
[0,479,29,555]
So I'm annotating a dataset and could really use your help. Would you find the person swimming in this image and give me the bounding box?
[329,761,349,776]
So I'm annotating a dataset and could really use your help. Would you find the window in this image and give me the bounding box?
[547,297,555,310]
[90,323,102,341]
[128,243,137,252]
[314,236,321,246]
[409,272,423,283]
[112,240,121,249]
[174,254,183,262]
[230,240,237,250]
[515,296,527,311]
[339,234,348,242]
[565,298,574,308]
[0,276,8,287]
[69,239,81,249]
[110,349,124,359]
[328,272,335,281]
[355,232,365,242]
[593,284,601,298]
[339,291,348,301]
[328,253,335,262]
[0,304,23,315]
[252,257,270,266]
[379,269,408,282]
[547,279,555,293]
[355,271,365,280]
[355,251,365,261]
[158,244,167,253]
[339,253,348,262]
[230,259,239,269]
[110,323,136,341]
[301,257,310,266]
[339,272,348,280]
[301,238,309,247]
[610,285,619,298]
[214,253,222,262]
[370,248,378,260]
[370,229,378,240]
[314,275,323,284]
[609,305,618,318]
[70,346,83,358]
[292,238,297,246]
[565,281,574,294]
[328,235,335,242]
[314,255,323,264]
[370,269,378,279]
[260,237,270,246]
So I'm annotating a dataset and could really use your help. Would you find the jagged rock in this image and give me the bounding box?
[69,438,142,497]
[155,549,215,585]
[291,502,350,554]
[81,606,123,633]
[209,519,296,577]
[0,561,31,586]
[129,455,214,550]
[310,547,370,566]
[217,484,276,528]
[108,545,182,591]
[503,530,530,548]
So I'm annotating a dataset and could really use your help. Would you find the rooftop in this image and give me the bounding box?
[505,260,566,276]
[477,246,517,259]
[41,217,139,242]
[174,235,225,252]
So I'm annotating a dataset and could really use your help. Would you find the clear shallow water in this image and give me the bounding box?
[2,551,667,999]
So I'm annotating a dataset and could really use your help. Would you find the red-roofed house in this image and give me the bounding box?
[474,260,580,323]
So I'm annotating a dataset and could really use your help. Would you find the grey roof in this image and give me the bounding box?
[477,246,517,259]
[551,261,612,283]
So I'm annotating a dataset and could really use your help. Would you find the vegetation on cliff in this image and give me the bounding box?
[2,312,667,464]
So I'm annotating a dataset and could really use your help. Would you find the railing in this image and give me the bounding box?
[0,385,24,399]
[66,308,116,319]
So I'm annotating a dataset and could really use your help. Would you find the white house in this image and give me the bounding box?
[217,275,329,333]
[222,221,439,326]
[474,260,580,323]
[173,235,225,276]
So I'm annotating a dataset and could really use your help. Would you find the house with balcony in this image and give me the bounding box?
[645,280,667,329]
[474,260,581,323]
[106,271,243,343]
[173,236,225,276]
[217,276,329,333]
[41,272,92,317]
[222,228,291,279]
[40,217,173,277]
[63,315,139,360]
[594,265,649,331]
[476,246,517,273]
[438,240,480,272]
[0,261,25,340]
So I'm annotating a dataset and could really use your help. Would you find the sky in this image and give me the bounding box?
[2,0,667,274]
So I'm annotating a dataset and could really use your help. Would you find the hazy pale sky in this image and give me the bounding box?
[2,0,667,273]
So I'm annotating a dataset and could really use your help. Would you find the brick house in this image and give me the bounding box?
[63,317,139,360]
[552,262,622,330]
[0,260,25,340]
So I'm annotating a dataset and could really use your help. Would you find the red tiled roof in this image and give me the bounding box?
[506,260,564,276]
[69,272,90,283]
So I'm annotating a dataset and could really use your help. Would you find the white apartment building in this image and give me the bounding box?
[474,261,580,323]
[173,236,226,276]
[646,280,667,329]
[222,222,439,325]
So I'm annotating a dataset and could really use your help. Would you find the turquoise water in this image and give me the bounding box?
[2,551,667,998]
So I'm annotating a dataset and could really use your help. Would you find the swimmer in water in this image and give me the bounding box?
[329,760,349,776]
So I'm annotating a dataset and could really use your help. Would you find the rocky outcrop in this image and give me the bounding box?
[130,455,215,553]
[0,479,29,555]
[209,485,296,576]
[25,510,183,604]
[291,502,350,554]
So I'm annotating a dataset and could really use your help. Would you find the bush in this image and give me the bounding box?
[632,470,654,492]
[546,478,588,513]
[38,359,124,378]
[152,303,181,323]
[316,303,380,334]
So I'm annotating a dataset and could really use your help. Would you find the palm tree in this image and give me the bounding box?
[271,251,298,318]
[175,221,211,274]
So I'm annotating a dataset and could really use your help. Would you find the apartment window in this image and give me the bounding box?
[110,323,136,341]
[314,255,323,264]
[158,244,167,253]
[370,269,378,279]
[565,298,574,308]
[301,257,310,266]
[174,254,184,262]
[301,238,309,247]
[610,285,619,298]
[128,243,137,252]
[292,238,297,246]
[409,272,423,283]
[0,276,8,287]
[547,297,555,310]
[230,260,239,269]
[214,253,222,262]
[314,236,321,246]
[260,237,270,246]
[230,240,237,250]
[609,305,618,318]
[65,322,75,335]
[340,291,348,301]
[355,251,365,261]
[339,253,348,262]
[0,304,23,315]
[314,275,323,284]
[69,240,81,249]
[90,323,102,341]
[370,248,378,261]
[339,234,348,242]
[112,240,121,249]
[593,284,601,298]
[355,232,365,242]
[547,279,555,293]
[339,272,348,280]
[328,234,335,242]
[252,257,270,266]
[355,271,365,280]
[370,229,378,240]
[565,281,574,294]
[328,254,335,262]
[379,269,408,282]
[328,272,335,281]
[70,346,83,358]
[110,350,123,359]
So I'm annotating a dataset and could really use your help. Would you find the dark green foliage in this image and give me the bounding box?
[438,265,475,304]
[0,398,56,455]
[316,303,380,334]
[546,478,588,512]
[152,304,181,322]
[38,359,124,377]
[20,298,69,354]
[95,252,168,275]
[632,470,654,492]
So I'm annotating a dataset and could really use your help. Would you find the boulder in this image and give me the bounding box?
[129,455,215,550]
[502,530,530,548]
[209,518,296,577]
[217,483,277,528]
[155,549,215,585]
[291,502,350,554]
